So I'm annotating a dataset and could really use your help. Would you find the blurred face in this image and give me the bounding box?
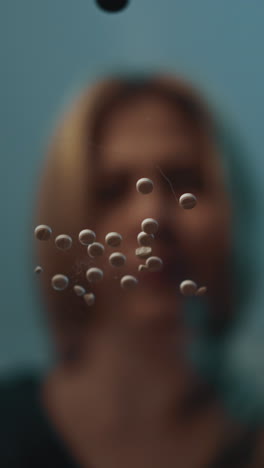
[88,91,231,331]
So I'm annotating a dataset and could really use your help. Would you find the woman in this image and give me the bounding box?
[1,72,263,467]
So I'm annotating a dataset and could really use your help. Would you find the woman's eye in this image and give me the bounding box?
[95,183,126,202]
[171,175,204,193]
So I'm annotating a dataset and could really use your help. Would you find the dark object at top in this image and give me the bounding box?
[95,0,129,13]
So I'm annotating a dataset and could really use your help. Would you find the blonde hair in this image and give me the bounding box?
[32,73,221,361]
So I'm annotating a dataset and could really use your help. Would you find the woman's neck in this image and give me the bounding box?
[50,321,204,431]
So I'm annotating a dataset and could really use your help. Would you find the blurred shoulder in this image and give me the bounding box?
[251,429,264,467]
[0,369,43,465]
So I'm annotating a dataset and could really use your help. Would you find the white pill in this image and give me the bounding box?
[105,232,122,247]
[78,229,96,245]
[136,178,154,194]
[34,224,52,240]
[135,246,152,259]
[146,256,163,272]
[55,234,72,250]
[195,286,207,296]
[86,267,104,283]
[88,242,105,257]
[141,218,159,235]
[83,293,95,306]
[120,275,138,289]
[73,285,86,296]
[179,193,197,210]
[109,252,126,267]
[51,274,69,291]
[137,232,154,246]
[179,280,198,296]
[138,264,149,272]
[34,266,43,274]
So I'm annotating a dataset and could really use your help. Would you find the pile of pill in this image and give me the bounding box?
[34,178,206,307]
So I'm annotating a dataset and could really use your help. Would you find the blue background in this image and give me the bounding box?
[0,0,263,374]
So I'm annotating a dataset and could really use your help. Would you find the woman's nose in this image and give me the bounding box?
[132,183,175,240]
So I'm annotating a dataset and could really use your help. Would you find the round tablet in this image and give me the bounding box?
[120,275,138,289]
[55,234,72,250]
[109,252,126,267]
[34,225,52,240]
[141,218,159,235]
[78,229,96,245]
[137,232,154,247]
[34,266,43,274]
[138,264,148,272]
[88,242,105,257]
[105,232,122,247]
[146,256,163,272]
[83,293,95,306]
[73,285,86,296]
[135,246,152,259]
[179,280,198,296]
[136,178,154,195]
[51,274,69,291]
[195,286,207,296]
[86,267,104,283]
[179,193,197,210]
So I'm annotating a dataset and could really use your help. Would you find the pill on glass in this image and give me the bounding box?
[141,218,159,235]
[78,229,96,245]
[179,280,198,296]
[195,286,207,296]
[55,234,72,250]
[105,232,122,247]
[34,266,43,274]
[146,256,163,272]
[34,225,52,240]
[83,293,95,306]
[73,285,86,296]
[137,232,154,246]
[135,247,152,259]
[179,193,197,210]
[120,275,138,289]
[136,178,154,194]
[138,264,149,272]
[109,252,126,267]
[88,242,105,257]
[51,274,69,291]
[86,267,104,283]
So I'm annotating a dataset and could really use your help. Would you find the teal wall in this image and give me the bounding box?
[0,1,263,376]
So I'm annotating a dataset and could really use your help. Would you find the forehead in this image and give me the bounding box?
[95,92,203,171]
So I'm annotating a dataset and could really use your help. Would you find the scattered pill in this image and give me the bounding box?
[136,178,154,194]
[141,218,159,235]
[179,280,198,296]
[109,252,126,267]
[73,285,86,296]
[34,225,52,240]
[146,256,163,272]
[120,275,138,289]
[137,232,154,246]
[51,274,69,291]
[179,193,197,210]
[83,293,95,306]
[34,266,43,274]
[105,232,122,247]
[88,242,105,257]
[195,286,207,296]
[135,246,152,259]
[138,264,149,272]
[55,234,72,250]
[86,267,104,283]
[78,229,96,245]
